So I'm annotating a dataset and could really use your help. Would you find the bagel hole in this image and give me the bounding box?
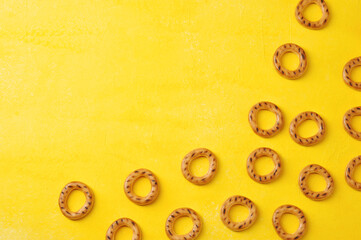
[67,190,86,212]
[190,157,209,177]
[353,164,361,182]
[351,66,361,83]
[133,177,151,197]
[303,3,323,22]
[254,156,275,175]
[257,110,277,130]
[351,116,361,132]
[297,120,319,138]
[174,216,193,235]
[280,214,300,234]
[281,52,299,71]
[307,173,327,192]
[229,205,250,222]
[114,227,133,240]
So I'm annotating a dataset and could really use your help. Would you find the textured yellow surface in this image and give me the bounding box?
[1,0,361,239]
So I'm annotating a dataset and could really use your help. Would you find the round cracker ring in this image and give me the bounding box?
[289,111,325,146]
[345,155,361,191]
[298,164,334,201]
[343,106,361,140]
[124,168,159,206]
[165,208,202,240]
[246,147,282,184]
[272,205,307,240]
[248,101,284,138]
[106,218,141,240]
[343,57,361,91]
[220,195,257,232]
[273,43,307,80]
[181,148,217,185]
[58,181,94,220]
[295,0,329,30]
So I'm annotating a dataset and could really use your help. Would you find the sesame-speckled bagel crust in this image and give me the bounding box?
[272,205,307,240]
[343,57,361,91]
[58,181,94,220]
[343,106,361,140]
[248,101,284,138]
[299,164,334,201]
[124,168,159,206]
[220,195,257,232]
[165,208,202,240]
[295,0,329,30]
[273,43,307,80]
[289,111,325,146]
[345,156,361,191]
[182,148,217,185]
[106,218,141,240]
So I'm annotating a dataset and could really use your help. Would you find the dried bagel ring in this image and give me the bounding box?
[248,101,284,138]
[106,218,141,240]
[181,148,217,185]
[295,0,329,30]
[343,57,361,91]
[220,195,257,232]
[165,208,202,240]
[58,181,94,220]
[343,106,361,140]
[345,156,361,191]
[124,168,159,206]
[273,43,307,80]
[272,205,307,240]
[298,164,334,201]
[246,147,282,184]
[289,111,325,146]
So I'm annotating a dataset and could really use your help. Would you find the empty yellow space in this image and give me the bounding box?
[132,177,151,197]
[353,165,361,182]
[281,52,300,71]
[303,3,323,22]
[254,156,275,175]
[280,214,300,234]
[190,157,209,177]
[306,173,327,192]
[67,190,86,212]
[351,66,361,82]
[297,120,319,138]
[114,227,133,240]
[351,116,361,132]
[229,205,250,223]
[174,217,193,235]
[256,110,276,130]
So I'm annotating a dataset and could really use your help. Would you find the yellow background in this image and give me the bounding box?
[1,0,361,239]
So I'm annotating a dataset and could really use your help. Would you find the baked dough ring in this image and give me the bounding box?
[273,43,307,80]
[343,106,361,140]
[289,111,325,146]
[298,164,334,201]
[182,148,217,185]
[295,0,329,30]
[165,208,202,240]
[345,156,361,191]
[246,147,282,184]
[106,218,141,240]
[343,57,361,91]
[124,169,159,206]
[272,205,307,240]
[248,101,284,138]
[58,181,94,220]
[220,195,257,232]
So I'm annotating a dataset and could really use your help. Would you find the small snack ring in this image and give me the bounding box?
[106,218,141,240]
[298,164,334,201]
[246,147,282,184]
[220,195,257,232]
[272,205,307,240]
[343,57,361,91]
[289,111,325,146]
[295,0,329,30]
[165,208,202,240]
[58,181,94,220]
[345,156,361,191]
[124,168,159,206]
[343,106,361,140]
[181,148,217,185]
[248,101,284,138]
[273,43,307,80]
